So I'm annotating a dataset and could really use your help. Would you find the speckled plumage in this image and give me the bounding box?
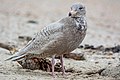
[7,16,87,61]
[6,3,87,77]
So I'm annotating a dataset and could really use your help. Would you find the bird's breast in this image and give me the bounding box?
[63,25,86,52]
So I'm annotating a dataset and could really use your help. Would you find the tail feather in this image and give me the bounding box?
[5,55,18,61]
[5,50,27,61]
[11,54,27,61]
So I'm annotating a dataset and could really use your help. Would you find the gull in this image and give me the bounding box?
[6,3,87,77]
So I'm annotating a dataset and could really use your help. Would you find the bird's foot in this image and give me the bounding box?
[61,70,65,76]
[62,72,70,78]
[52,73,55,78]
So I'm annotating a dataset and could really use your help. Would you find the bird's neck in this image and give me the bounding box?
[73,15,87,31]
[74,16,85,22]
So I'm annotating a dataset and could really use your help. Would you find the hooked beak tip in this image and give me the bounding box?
[68,12,72,16]
[68,10,77,17]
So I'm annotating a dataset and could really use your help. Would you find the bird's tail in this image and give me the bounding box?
[5,49,28,61]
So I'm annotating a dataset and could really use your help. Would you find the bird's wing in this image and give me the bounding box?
[25,22,65,53]
[6,22,65,61]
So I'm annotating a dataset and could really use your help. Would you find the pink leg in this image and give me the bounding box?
[51,55,55,77]
[60,55,65,75]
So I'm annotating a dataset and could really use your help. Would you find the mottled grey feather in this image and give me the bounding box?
[6,3,87,61]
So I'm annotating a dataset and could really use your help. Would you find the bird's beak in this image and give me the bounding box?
[69,10,77,17]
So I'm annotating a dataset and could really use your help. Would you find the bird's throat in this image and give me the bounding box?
[74,16,87,31]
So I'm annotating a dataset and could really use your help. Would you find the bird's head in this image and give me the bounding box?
[68,3,86,18]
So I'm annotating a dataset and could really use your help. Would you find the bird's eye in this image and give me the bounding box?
[79,7,83,10]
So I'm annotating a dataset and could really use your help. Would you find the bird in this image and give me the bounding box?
[6,3,87,77]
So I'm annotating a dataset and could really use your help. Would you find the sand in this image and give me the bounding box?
[0,0,120,80]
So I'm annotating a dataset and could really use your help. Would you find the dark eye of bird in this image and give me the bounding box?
[79,7,83,10]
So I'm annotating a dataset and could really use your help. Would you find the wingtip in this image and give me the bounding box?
[5,56,17,61]
[5,54,27,61]
[4,59,9,61]
[4,59,11,61]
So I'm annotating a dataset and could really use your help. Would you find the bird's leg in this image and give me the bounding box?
[60,54,65,75]
[51,55,55,77]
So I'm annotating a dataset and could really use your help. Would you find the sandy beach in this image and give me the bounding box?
[0,0,120,80]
